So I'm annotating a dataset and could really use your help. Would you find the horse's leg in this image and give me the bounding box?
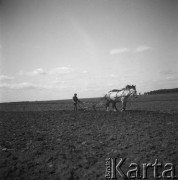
[121,97,125,112]
[114,102,118,111]
[123,101,126,111]
[124,101,127,110]
[121,98,127,111]
[106,101,110,111]
[112,101,117,111]
[123,97,128,111]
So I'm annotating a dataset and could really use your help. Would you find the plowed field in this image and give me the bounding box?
[0,94,178,179]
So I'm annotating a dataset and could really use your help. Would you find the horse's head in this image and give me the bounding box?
[129,85,137,98]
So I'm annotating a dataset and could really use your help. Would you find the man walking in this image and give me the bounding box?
[73,93,81,111]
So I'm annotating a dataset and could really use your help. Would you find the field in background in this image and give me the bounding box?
[1,93,178,113]
[0,93,178,179]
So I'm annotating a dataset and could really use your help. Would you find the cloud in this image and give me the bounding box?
[19,68,47,76]
[110,45,151,55]
[48,67,73,75]
[0,75,14,81]
[51,78,66,84]
[159,70,178,75]
[134,46,151,52]
[29,68,47,75]
[165,75,178,81]
[110,48,130,55]
[81,70,88,74]
[105,74,119,78]
[159,70,178,82]
[0,80,73,90]
[18,67,73,76]
[0,82,52,90]
[165,76,178,81]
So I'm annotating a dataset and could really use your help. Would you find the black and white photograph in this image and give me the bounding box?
[0,0,178,179]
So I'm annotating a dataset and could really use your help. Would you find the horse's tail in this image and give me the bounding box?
[103,94,106,99]
[103,93,109,101]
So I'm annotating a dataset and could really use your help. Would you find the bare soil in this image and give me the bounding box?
[0,94,178,179]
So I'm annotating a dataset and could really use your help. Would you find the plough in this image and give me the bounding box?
[77,97,135,112]
[78,101,105,111]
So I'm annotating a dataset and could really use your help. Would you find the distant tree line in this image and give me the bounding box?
[144,88,178,95]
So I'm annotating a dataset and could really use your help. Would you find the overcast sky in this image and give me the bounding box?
[0,0,178,102]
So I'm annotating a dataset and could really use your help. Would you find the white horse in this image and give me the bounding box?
[104,85,137,112]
